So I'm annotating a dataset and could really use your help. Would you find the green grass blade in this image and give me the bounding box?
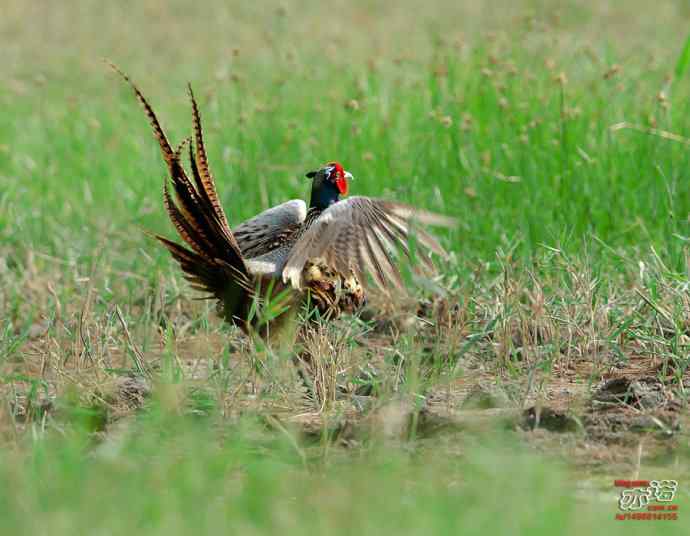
[675,33,690,79]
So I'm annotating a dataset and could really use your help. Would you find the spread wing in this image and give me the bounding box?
[233,199,307,258]
[282,196,456,291]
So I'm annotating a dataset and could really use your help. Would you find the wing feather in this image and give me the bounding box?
[282,196,455,290]
[233,200,307,258]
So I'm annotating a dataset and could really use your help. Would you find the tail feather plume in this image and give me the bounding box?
[112,63,252,323]
[188,84,231,231]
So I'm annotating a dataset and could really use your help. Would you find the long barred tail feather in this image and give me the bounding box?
[187,84,231,231]
[111,62,253,325]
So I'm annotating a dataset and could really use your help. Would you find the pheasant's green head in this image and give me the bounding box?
[305,161,352,209]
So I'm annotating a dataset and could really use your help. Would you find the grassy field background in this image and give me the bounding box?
[2,0,690,533]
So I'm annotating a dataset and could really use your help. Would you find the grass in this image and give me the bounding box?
[1,0,690,533]
[0,408,639,535]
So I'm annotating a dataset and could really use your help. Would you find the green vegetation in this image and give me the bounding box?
[1,1,690,533]
[0,406,663,535]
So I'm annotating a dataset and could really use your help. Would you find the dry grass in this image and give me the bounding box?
[2,244,688,473]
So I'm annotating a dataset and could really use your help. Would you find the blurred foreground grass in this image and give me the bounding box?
[3,397,687,536]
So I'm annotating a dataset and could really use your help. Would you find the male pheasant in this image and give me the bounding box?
[115,69,456,342]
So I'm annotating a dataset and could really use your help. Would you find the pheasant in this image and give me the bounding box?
[115,69,456,342]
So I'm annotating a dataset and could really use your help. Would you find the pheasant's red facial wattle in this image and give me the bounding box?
[328,161,349,196]
[335,176,348,195]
